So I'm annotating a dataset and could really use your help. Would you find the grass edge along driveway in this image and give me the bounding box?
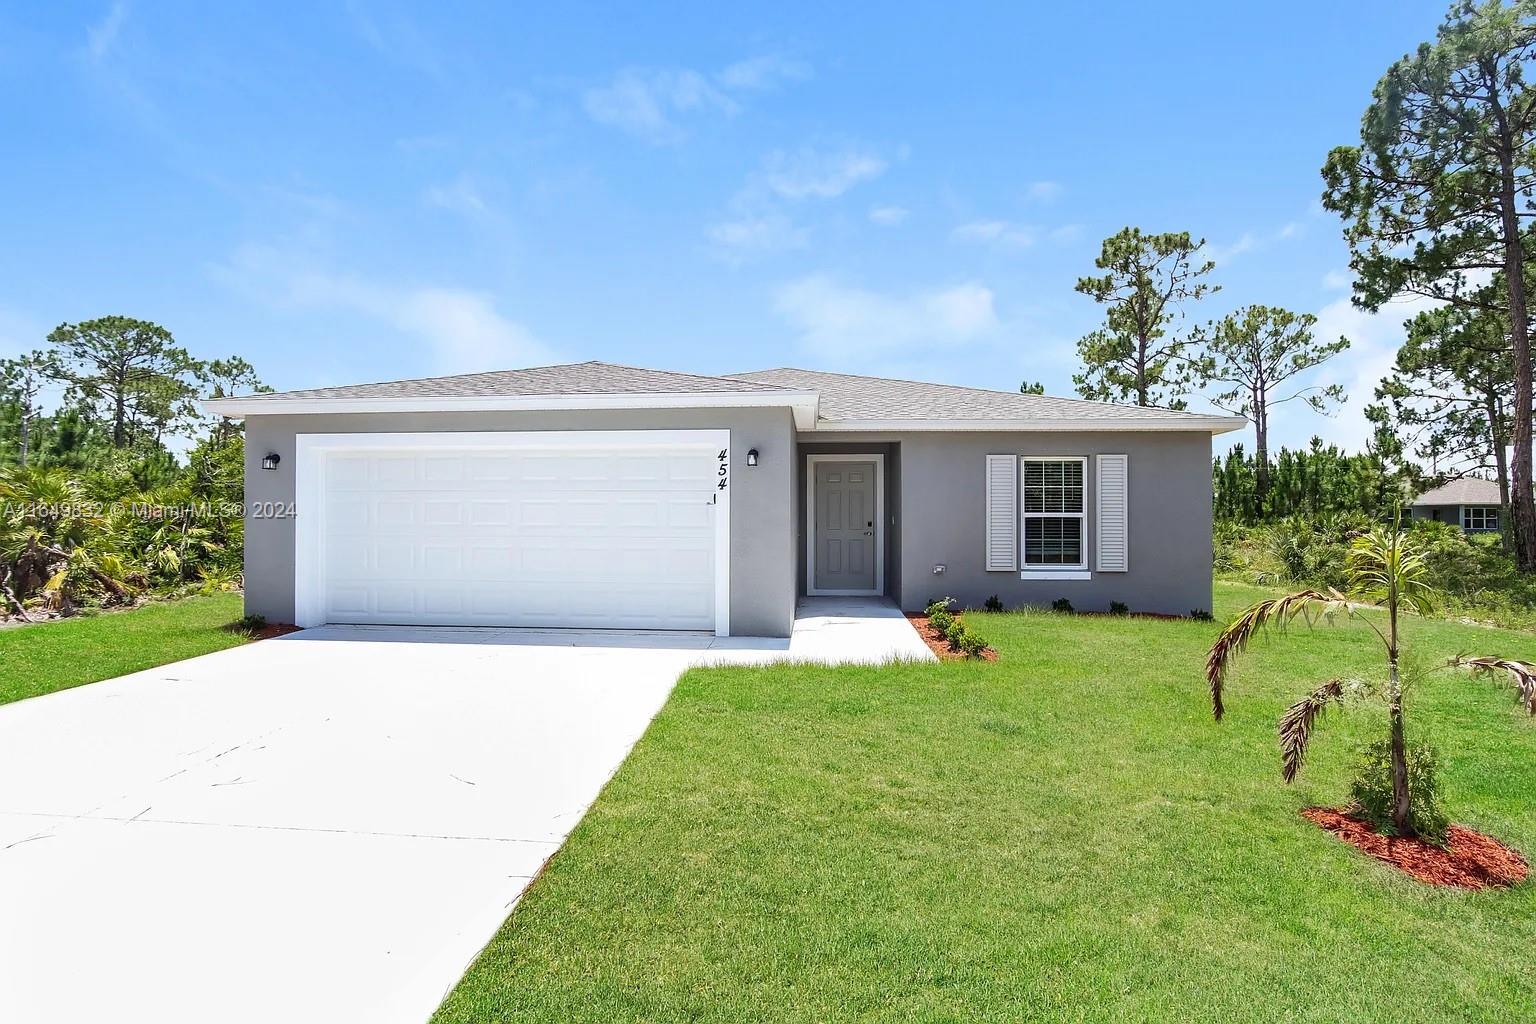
[0,593,249,706]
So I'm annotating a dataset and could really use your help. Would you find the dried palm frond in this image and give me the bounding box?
[1449,655,1536,715]
[1278,679,1346,783]
[1205,589,1344,720]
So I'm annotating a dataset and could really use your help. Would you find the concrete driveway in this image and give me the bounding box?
[0,602,930,1024]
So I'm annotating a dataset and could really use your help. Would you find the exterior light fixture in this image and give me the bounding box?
[261,453,282,471]
[746,448,759,467]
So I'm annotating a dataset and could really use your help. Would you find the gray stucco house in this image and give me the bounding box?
[205,361,1245,638]
[1411,478,1504,534]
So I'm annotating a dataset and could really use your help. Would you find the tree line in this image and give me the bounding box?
[0,317,267,618]
[0,315,267,473]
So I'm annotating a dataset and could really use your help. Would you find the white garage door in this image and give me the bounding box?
[306,433,725,631]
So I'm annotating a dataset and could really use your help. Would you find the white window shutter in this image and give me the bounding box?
[1096,454,1129,572]
[985,454,1018,571]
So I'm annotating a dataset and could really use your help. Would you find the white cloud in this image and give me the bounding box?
[345,1,444,78]
[1267,292,1440,452]
[1205,232,1257,264]
[1207,221,1306,265]
[86,1,128,61]
[390,288,548,373]
[215,244,554,374]
[582,68,736,143]
[773,275,999,356]
[716,54,811,92]
[582,56,810,143]
[761,147,887,200]
[1025,180,1062,202]
[951,219,1036,248]
[423,176,489,217]
[706,214,808,255]
[708,144,888,257]
[869,205,909,226]
[1322,268,1353,290]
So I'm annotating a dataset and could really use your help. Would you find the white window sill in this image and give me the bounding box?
[1019,570,1091,580]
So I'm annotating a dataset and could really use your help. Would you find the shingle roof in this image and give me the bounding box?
[1414,478,1502,506]
[232,360,798,402]
[207,359,1244,432]
[727,367,1237,426]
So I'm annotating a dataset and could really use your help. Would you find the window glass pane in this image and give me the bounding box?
[1023,461,1044,513]
[1023,516,1083,566]
[1021,459,1083,515]
[1464,506,1499,531]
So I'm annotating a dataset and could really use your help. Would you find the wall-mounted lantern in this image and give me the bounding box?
[746,448,760,467]
[261,453,282,471]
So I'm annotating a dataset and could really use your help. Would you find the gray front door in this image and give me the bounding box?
[813,461,877,592]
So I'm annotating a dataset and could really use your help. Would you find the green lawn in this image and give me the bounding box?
[0,593,250,706]
[435,581,1536,1023]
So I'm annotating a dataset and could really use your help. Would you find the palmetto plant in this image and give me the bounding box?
[1207,525,1536,839]
[0,465,142,613]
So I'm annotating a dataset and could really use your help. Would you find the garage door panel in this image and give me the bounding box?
[420,546,464,577]
[422,501,462,525]
[667,499,710,528]
[374,457,416,484]
[319,442,718,630]
[328,498,370,529]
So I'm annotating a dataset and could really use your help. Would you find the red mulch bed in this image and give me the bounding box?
[904,613,999,662]
[1302,807,1529,890]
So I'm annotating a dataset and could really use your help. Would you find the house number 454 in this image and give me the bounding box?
[717,449,729,491]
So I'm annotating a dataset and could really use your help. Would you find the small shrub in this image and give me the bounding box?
[944,621,965,649]
[1349,740,1449,844]
[925,597,955,617]
[928,607,955,632]
[983,594,1004,612]
[234,613,267,633]
[1051,598,1074,613]
[197,565,243,595]
[1188,608,1214,621]
[1108,601,1129,615]
[957,630,990,658]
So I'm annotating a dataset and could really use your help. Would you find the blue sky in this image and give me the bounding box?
[0,1,1452,452]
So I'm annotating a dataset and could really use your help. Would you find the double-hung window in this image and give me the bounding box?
[1463,506,1500,532]
[1021,457,1086,568]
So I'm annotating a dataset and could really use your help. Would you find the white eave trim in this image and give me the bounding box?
[204,390,821,430]
[810,416,1248,435]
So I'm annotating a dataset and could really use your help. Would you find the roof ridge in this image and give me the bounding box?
[587,360,802,392]
[244,360,803,401]
[731,367,1214,419]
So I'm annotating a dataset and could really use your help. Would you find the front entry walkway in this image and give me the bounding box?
[0,599,929,1024]
[784,596,934,664]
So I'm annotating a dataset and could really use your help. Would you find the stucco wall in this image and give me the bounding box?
[243,407,796,636]
[808,430,1216,616]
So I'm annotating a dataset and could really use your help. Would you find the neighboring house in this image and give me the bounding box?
[1411,478,1504,534]
[205,361,1245,638]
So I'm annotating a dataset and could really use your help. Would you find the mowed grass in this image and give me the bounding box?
[436,581,1536,1023]
[0,593,249,706]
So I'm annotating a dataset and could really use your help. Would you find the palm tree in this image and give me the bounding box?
[1206,525,1536,838]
